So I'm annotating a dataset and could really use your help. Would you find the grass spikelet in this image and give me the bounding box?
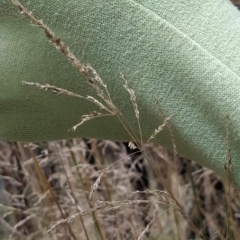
[86,65,108,92]
[86,96,113,113]
[121,73,139,120]
[128,142,137,150]
[155,100,178,155]
[121,73,143,147]
[147,114,174,143]
[69,112,113,132]
[86,65,120,115]
[89,172,103,202]
[22,81,85,99]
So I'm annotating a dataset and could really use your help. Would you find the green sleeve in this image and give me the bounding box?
[1,0,240,184]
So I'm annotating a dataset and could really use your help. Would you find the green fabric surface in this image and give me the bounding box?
[1,0,240,184]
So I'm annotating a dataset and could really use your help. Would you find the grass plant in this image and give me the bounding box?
[1,0,240,239]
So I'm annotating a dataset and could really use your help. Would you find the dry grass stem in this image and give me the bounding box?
[9,215,36,239]
[224,115,233,184]
[47,202,109,233]
[48,198,168,233]
[137,215,161,240]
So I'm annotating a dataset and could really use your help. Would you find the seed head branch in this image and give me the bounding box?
[10,0,89,78]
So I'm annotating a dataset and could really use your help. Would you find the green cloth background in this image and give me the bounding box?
[1,0,240,184]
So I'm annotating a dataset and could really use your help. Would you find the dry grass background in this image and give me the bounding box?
[1,139,240,240]
[2,0,240,239]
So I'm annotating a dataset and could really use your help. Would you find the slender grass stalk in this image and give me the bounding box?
[26,143,77,240]
[65,140,105,240]
[55,143,90,240]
